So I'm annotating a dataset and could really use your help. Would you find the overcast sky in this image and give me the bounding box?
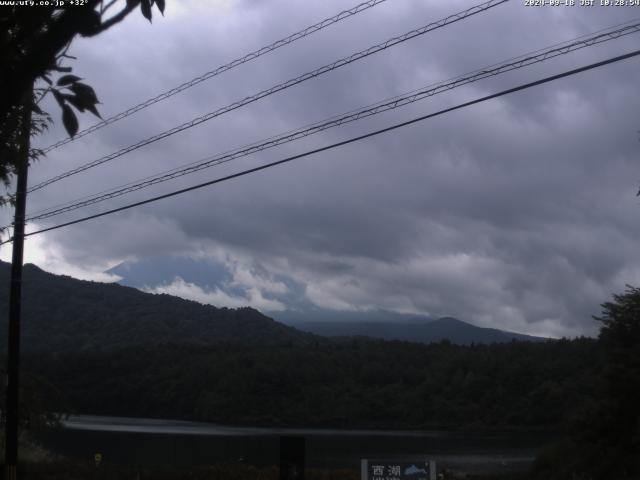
[2,0,640,337]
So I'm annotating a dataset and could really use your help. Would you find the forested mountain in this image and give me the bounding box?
[0,261,318,352]
[108,257,550,344]
[1,261,547,351]
[24,337,600,430]
[285,316,546,344]
[2,260,636,479]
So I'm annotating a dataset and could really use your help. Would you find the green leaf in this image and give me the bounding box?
[63,90,102,119]
[77,9,102,36]
[57,75,82,86]
[68,83,99,105]
[156,0,165,14]
[61,104,79,137]
[62,94,86,113]
[52,89,65,107]
[85,104,102,119]
[140,0,152,21]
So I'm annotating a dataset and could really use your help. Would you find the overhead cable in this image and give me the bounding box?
[24,20,640,222]
[40,0,391,153]
[2,47,635,244]
[28,0,508,193]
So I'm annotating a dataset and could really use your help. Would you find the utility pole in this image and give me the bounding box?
[4,85,32,480]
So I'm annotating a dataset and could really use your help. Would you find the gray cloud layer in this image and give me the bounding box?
[2,0,640,337]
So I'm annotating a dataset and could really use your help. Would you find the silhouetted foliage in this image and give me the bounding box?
[22,338,600,431]
[0,365,67,431]
[0,0,165,206]
[531,285,640,480]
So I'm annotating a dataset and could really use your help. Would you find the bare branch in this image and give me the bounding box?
[100,0,119,15]
[54,39,73,63]
[34,87,52,106]
[83,1,140,37]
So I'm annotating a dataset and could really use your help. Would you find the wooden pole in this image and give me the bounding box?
[4,85,32,480]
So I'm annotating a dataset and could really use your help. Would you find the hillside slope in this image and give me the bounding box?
[286,316,546,344]
[0,261,318,352]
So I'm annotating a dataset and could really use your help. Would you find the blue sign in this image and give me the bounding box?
[361,459,436,480]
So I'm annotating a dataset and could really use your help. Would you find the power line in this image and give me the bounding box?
[40,0,391,154]
[26,16,640,219]
[2,47,635,245]
[23,20,640,223]
[28,0,508,193]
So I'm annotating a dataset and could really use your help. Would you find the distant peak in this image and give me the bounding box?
[434,316,467,325]
[0,260,45,273]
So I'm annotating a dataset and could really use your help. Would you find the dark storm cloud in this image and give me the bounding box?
[3,0,640,337]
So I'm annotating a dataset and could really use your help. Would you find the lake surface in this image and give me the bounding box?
[36,415,555,475]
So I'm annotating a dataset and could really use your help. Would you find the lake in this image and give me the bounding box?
[35,415,555,475]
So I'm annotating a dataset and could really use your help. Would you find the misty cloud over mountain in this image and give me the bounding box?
[1,1,638,338]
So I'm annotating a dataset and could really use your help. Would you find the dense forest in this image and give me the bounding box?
[22,338,598,430]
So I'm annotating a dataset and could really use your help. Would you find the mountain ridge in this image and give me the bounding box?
[281,315,547,345]
[0,260,549,351]
[0,261,318,352]
[107,256,550,344]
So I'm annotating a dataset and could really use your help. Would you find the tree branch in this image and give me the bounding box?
[100,0,119,15]
[83,0,140,37]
